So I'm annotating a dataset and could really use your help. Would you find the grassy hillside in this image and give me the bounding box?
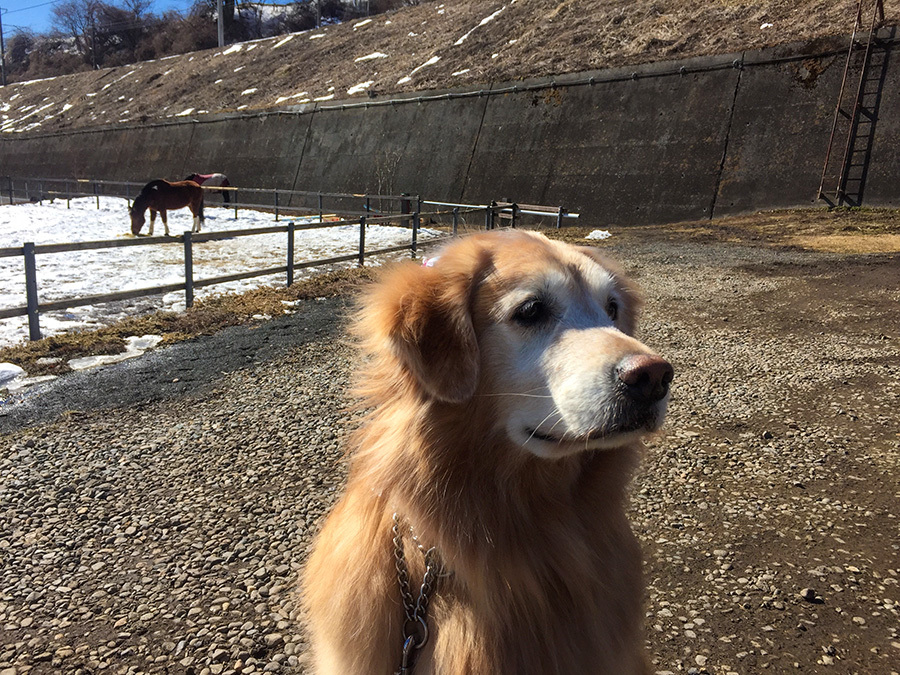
[0,0,895,134]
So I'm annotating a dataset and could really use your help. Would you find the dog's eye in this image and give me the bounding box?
[513,298,551,326]
[606,298,619,321]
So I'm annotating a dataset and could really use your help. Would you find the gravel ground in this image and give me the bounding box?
[1,231,899,675]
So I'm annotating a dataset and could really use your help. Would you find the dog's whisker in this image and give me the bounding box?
[526,409,563,443]
[477,392,553,399]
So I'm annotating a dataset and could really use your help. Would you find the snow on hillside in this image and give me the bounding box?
[0,1,504,133]
[1,0,880,137]
[0,197,438,348]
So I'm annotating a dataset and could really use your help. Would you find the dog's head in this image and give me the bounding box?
[356,230,672,459]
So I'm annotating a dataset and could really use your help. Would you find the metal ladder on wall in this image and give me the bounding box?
[817,0,886,206]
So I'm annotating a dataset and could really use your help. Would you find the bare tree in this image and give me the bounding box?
[51,0,101,66]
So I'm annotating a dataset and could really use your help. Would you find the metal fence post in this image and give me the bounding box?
[556,208,564,229]
[94,182,99,209]
[452,207,459,236]
[39,181,44,205]
[484,204,492,230]
[234,190,239,220]
[358,216,366,266]
[287,221,295,286]
[318,193,323,223]
[412,207,419,258]
[400,193,411,230]
[23,242,41,341]
[6,176,12,205]
[274,190,280,222]
[184,232,194,308]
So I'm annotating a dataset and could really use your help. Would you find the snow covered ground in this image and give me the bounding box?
[0,197,439,348]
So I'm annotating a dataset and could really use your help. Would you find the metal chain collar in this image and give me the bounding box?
[392,512,439,675]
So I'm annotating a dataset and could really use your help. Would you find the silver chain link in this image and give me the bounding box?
[392,513,439,675]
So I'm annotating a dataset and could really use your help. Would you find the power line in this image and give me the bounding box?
[3,1,61,16]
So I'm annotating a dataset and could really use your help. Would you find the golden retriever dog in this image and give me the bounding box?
[302,230,673,675]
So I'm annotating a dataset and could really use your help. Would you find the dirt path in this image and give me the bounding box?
[0,221,898,674]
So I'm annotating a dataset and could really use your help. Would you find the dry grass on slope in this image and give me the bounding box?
[0,1,896,135]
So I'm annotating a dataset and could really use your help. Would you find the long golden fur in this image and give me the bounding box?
[302,230,673,674]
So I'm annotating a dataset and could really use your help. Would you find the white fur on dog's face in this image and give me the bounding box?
[478,239,669,459]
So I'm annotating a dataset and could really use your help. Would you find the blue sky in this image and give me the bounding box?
[0,0,194,35]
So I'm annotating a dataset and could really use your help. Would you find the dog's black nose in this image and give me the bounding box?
[617,355,674,403]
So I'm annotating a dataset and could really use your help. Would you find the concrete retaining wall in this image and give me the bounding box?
[3,33,898,226]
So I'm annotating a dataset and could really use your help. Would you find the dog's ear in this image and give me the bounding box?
[358,260,483,403]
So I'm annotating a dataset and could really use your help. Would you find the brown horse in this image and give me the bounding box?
[130,179,204,236]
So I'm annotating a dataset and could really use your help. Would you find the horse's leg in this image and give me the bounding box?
[160,210,169,236]
[148,209,156,236]
[193,197,204,233]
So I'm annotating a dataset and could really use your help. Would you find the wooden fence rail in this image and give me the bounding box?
[0,184,577,342]
[0,207,468,341]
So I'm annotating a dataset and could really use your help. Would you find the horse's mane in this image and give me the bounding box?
[132,180,168,212]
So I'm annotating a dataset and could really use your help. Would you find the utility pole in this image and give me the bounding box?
[217,0,224,48]
[0,6,8,86]
[90,8,97,69]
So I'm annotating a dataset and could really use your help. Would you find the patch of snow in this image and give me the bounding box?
[760,22,774,29]
[347,81,375,95]
[353,19,373,29]
[313,94,335,101]
[222,44,243,55]
[128,335,163,351]
[355,52,388,62]
[175,108,195,116]
[68,352,138,370]
[309,33,325,40]
[452,69,470,76]
[67,333,164,371]
[241,88,258,96]
[455,6,507,46]
[272,35,294,49]
[6,374,56,392]
[0,363,26,386]
[585,230,612,240]
[402,56,441,82]
[276,91,310,103]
